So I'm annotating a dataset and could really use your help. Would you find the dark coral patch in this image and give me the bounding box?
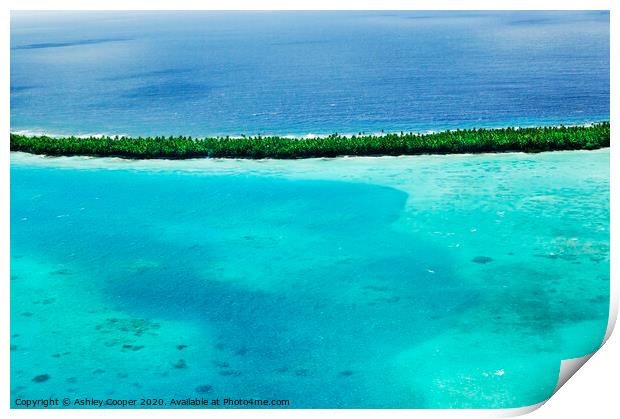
[97,317,161,337]
[173,359,187,369]
[195,385,213,394]
[218,370,242,377]
[122,344,145,352]
[50,268,71,276]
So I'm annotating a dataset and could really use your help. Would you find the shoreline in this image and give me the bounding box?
[9,119,610,141]
[10,148,610,174]
[10,123,610,160]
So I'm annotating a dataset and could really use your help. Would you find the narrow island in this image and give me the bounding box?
[10,122,609,159]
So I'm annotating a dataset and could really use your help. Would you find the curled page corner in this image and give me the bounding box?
[553,353,596,394]
[497,352,601,418]
[551,290,618,398]
[496,401,546,417]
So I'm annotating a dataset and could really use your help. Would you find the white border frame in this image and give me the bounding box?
[2,1,617,418]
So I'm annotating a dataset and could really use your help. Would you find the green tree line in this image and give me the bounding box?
[10,122,610,159]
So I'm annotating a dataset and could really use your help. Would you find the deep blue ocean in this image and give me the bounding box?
[10,11,610,409]
[11,11,609,137]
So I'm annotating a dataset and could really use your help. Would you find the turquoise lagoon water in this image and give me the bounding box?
[10,149,609,408]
